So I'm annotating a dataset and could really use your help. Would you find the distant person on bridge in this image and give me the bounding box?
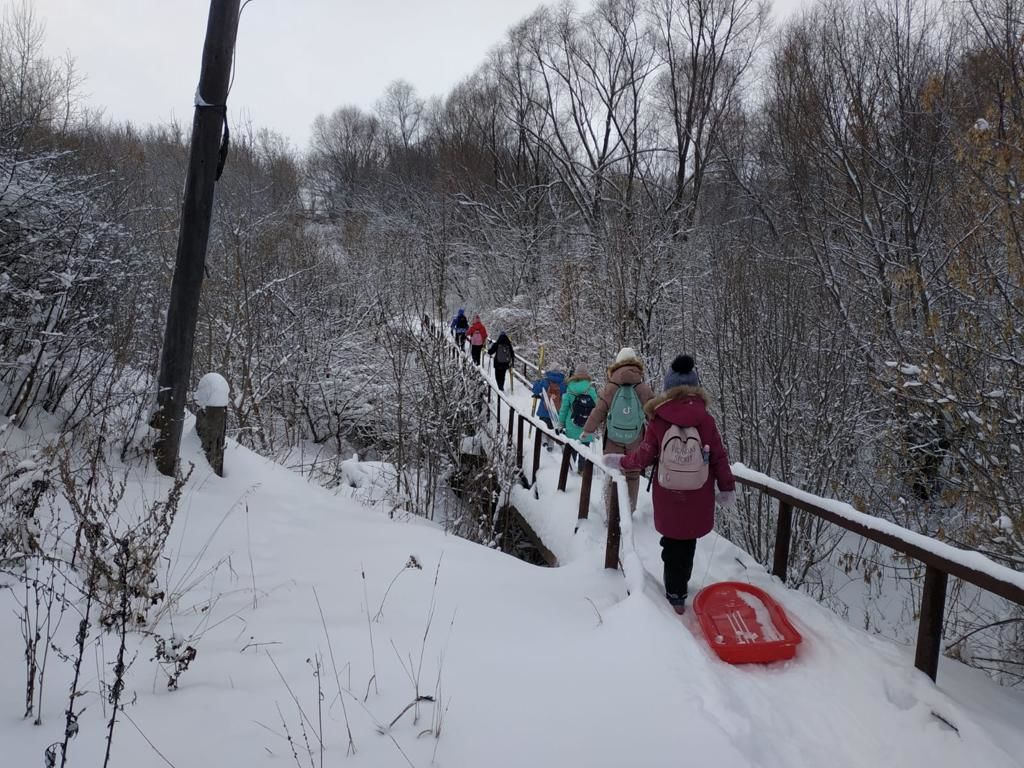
[531,369,566,450]
[451,309,469,350]
[605,354,736,615]
[558,367,599,473]
[467,315,488,365]
[488,332,515,391]
[582,347,655,514]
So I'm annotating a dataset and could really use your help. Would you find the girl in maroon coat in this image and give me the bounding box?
[606,354,736,614]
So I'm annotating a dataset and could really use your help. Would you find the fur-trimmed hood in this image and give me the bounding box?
[644,385,709,418]
[607,360,644,386]
[607,358,644,378]
[566,373,593,385]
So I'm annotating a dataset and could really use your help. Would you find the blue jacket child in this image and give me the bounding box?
[531,370,567,429]
[450,308,468,333]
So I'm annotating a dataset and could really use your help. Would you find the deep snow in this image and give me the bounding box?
[2,397,1024,766]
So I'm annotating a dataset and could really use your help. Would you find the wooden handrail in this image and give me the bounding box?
[731,465,1024,682]
[733,467,1024,607]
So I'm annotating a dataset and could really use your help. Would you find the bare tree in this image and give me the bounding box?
[650,0,768,235]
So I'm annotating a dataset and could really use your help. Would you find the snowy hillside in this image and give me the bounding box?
[3,419,1023,768]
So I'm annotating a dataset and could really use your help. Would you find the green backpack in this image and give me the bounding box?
[606,384,644,445]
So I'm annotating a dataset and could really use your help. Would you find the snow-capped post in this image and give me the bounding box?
[505,407,514,448]
[153,0,241,477]
[914,565,948,681]
[194,373,229,476]
[772,501,794,582]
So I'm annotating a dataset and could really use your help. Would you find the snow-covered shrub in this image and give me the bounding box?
[0,145,159,465]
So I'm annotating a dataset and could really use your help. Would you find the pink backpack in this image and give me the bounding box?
[658,425,709,491]
[471,330,483,345]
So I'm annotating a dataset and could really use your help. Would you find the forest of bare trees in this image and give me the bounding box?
[1,0,1022,683]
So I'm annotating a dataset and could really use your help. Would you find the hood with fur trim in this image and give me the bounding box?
[644,385,709,418]
[607,360,645,385]
[566,372,593,385]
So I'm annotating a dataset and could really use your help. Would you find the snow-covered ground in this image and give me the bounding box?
[3,399,1024,766]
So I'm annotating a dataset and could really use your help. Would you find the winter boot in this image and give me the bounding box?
[667,592,687,615]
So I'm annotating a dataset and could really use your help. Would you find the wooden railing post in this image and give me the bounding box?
[194,373,228,477]
[914,565,948,681]
[605,483,620,569]
[532,428,542,485]
[557,444,572,491]
[506,406,515,448]
[496,397,502,434]
[772,500,793,582]
[577,461,593,521]
[516,415,525,469]
[195,404,227,477]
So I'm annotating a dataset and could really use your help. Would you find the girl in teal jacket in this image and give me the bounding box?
[559,368,599,470]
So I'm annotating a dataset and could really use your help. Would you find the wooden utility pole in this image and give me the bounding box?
[154,0,241,476]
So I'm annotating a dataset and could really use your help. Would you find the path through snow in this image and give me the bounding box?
[2,372,1023,766]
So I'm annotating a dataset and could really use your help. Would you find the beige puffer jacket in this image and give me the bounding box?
[582,359,655,453]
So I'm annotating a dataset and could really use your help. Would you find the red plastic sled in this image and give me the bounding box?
[692,582,802,665]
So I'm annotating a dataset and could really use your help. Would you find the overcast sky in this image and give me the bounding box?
[31,0,810,150]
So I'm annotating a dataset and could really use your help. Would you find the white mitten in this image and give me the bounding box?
[715,490,736,510]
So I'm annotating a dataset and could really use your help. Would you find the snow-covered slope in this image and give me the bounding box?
[3,420,1023,768]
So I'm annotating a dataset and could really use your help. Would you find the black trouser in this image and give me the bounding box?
[660,536,697,602]
[494,364,509,391]
[455,332,466,350]
[471,345,483,365]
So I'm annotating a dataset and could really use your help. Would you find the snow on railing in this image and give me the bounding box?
[730,464,1024,682]
[731,464,1024,598]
